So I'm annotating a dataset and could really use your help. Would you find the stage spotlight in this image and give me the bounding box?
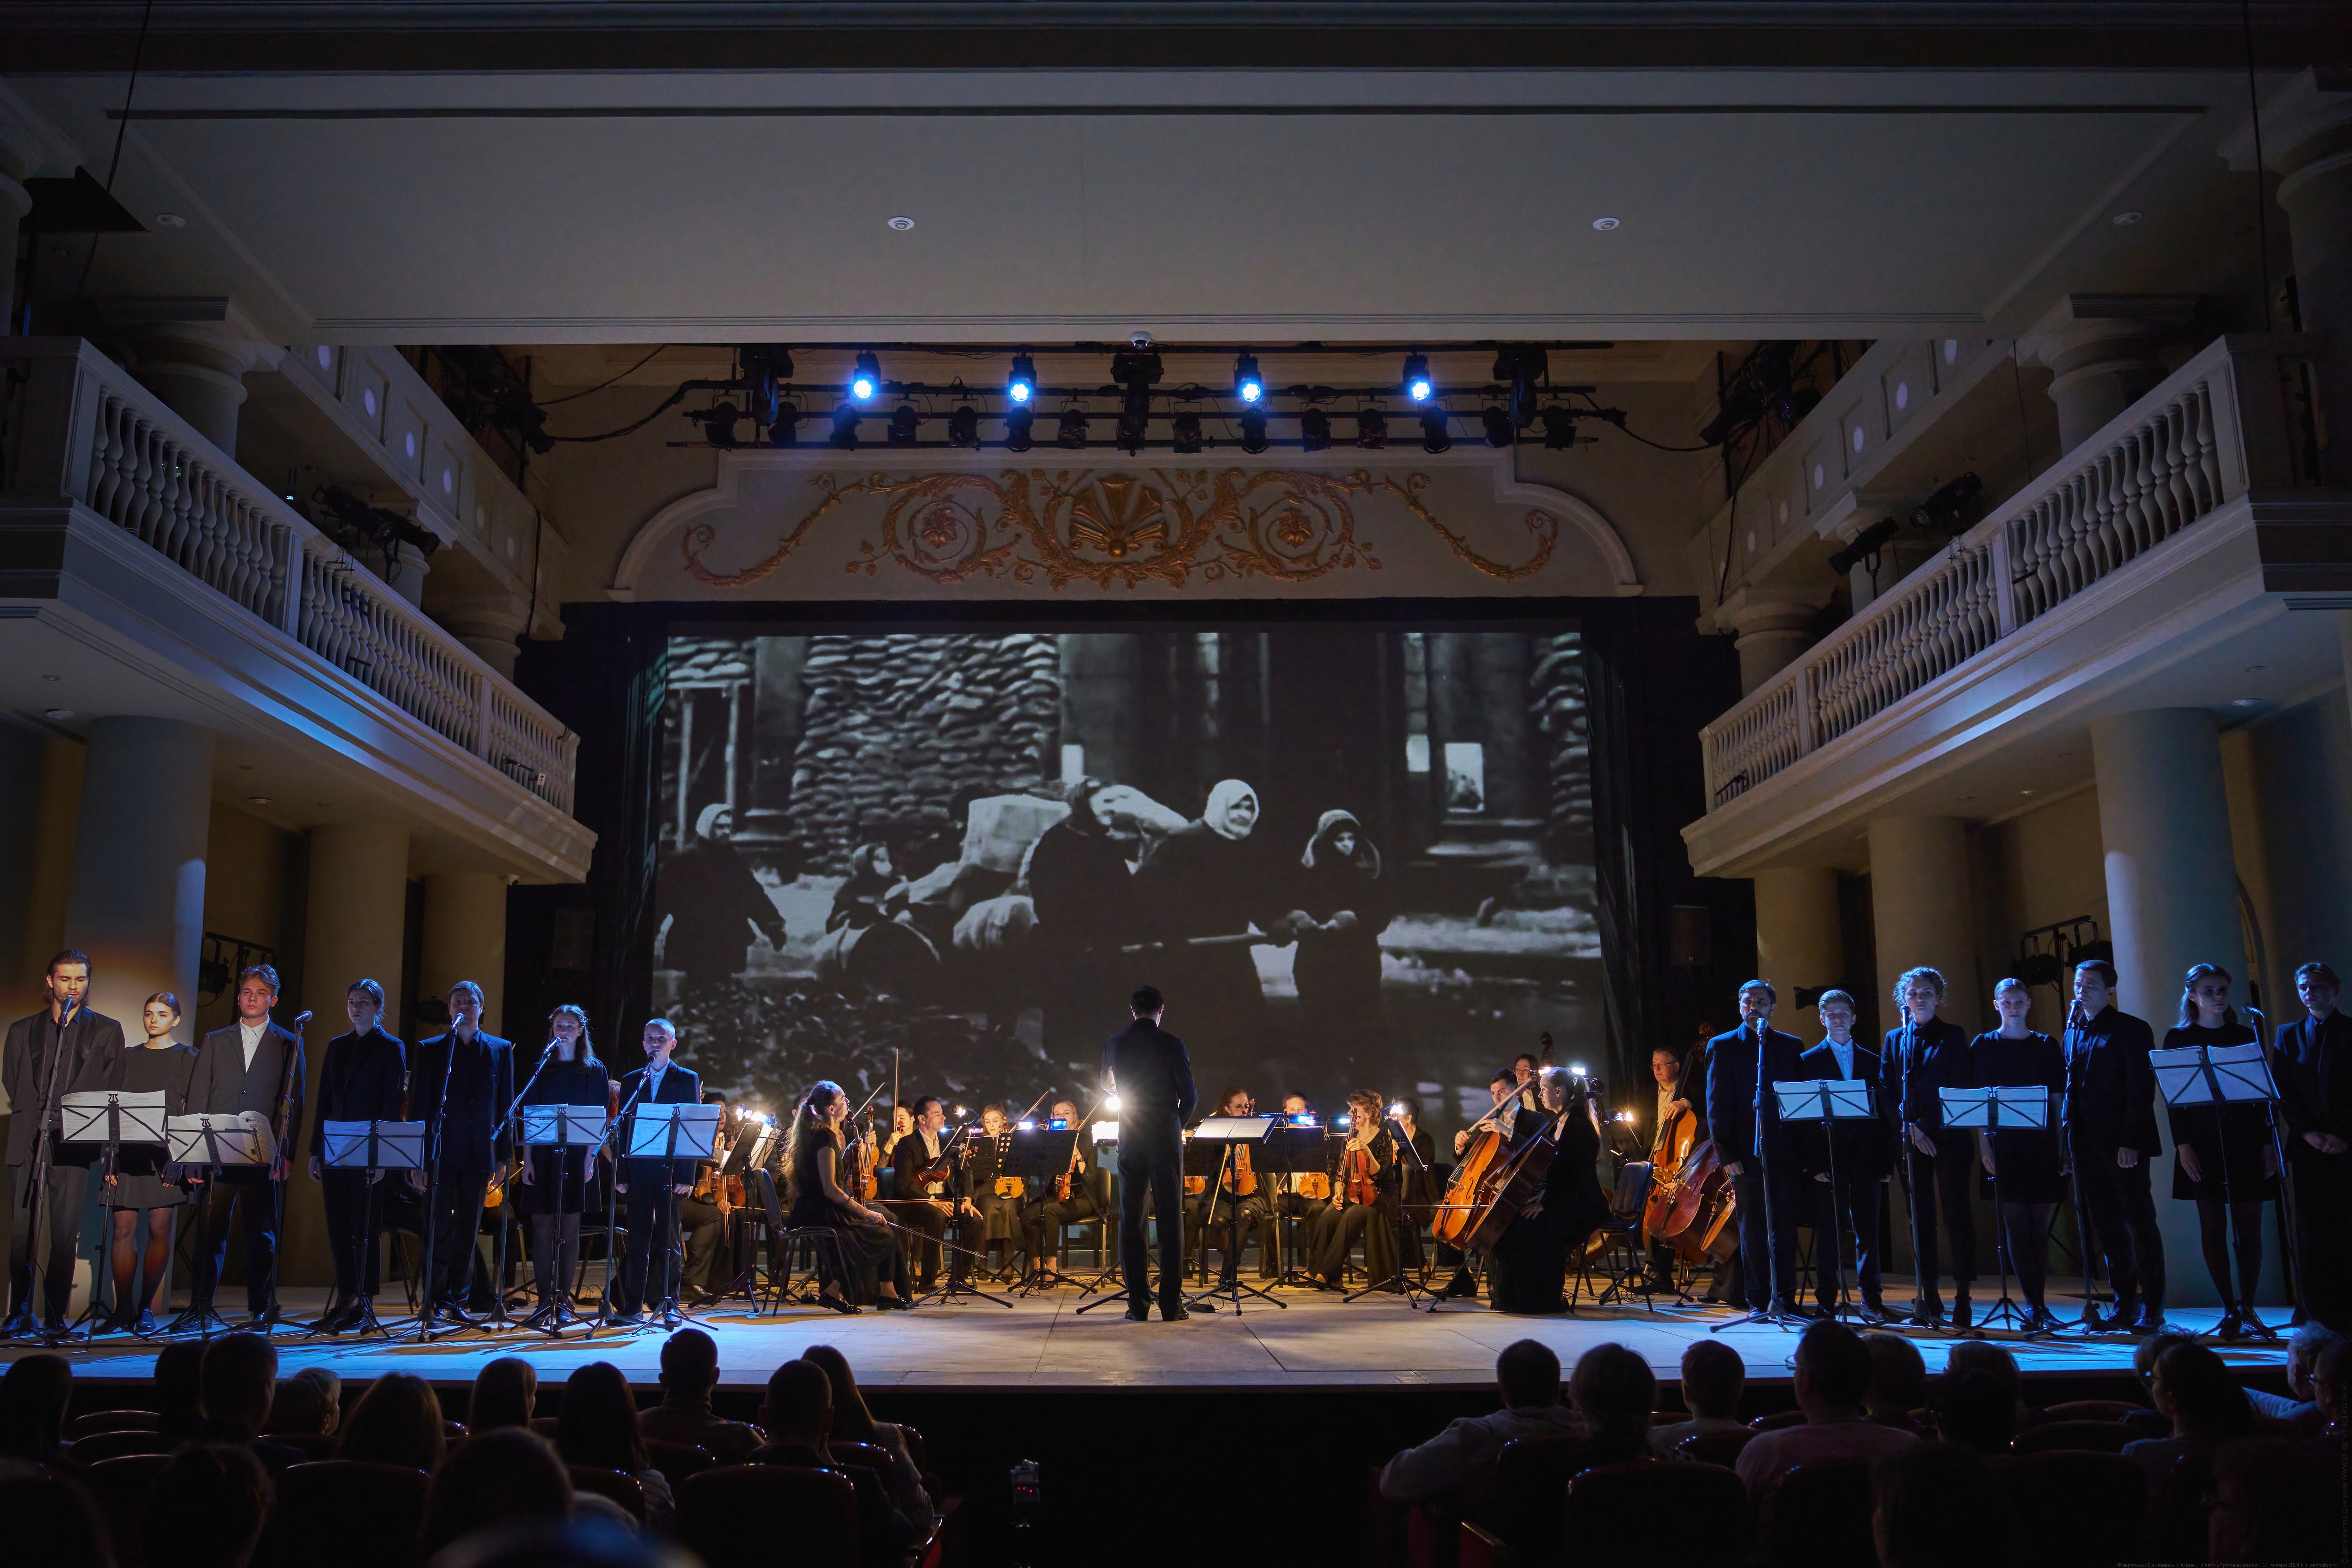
[1117,411,1149,454]
[690,400,742,448]
[1057,407,1089,449]
[1300,408,1332,451]
[768,400,800,446]
[1017,1119,1037,1132]
[1493,346,1548,430]
[829,403,860,450]
[888,404,920,447]
[1004,407,1036,452]
[947,404,980,448]
[849,350,882,402]
[1480,406,1514,448]
[1402,352,1434,403]
[1420,411,1451,454]
[1356,407,1388,450]
[1105,1093,1123,1113]
[1233,351,1264,404]
[1238,409,1270,453]
[1172,412,1204,453]
[1537,406,1579,450]
[1006,351,1036,405]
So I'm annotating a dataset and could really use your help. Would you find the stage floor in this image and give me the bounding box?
[4,1279,2289,1394]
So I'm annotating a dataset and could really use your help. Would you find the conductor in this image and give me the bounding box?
[1104,984,1198,1322]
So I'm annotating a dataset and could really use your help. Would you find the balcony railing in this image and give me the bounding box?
[1701,333,2317,809]
[1,338,577,815]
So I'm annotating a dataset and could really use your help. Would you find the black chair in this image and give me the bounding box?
[1997,1449,2148,1568]
[251,1461,431,1568]
[568,1465,648,1523]
[66,1409,160,1440]
[1565,1460,1748,1568]
[2010,1419,2138,1456]
[1765,1459,1874,1568]
[1678,1428,1756,1469]
[680,1464,857,1568]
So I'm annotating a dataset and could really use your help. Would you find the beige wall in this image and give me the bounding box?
[1977,787,2112,1036]
[2225,689,2352,1025]
[196,802,304,1042]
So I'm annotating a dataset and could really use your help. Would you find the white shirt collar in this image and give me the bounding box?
[239,1017,268,1069]
[1826,1037,1857,1077]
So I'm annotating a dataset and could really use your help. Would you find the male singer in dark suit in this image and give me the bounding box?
[2,951,123,1334]
[188,964,305,1325]
[612,1015,703,1323]
[2274,961,2350,1330]
[305,978,406,1332]
[1707,979,1807,1315]
[1796,990,1893,1323]
[1880,966,1979,1328]
[1104,984,1199,1322]
[2062,958,2167,1333]
[409,980,512,1327]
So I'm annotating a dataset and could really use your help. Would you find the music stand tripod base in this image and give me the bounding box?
[163,1112,276,1339]
[1939,1084,2050,1338]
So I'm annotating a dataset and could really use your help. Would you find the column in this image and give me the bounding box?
[435,594,531,683]
[1865,816,1984,1034]
[1716,586,1831,694]
[2018,295,2199,456]
[286,822,411,1283]
[120,316,269,456]
[0,118,34,336]
[59,719,214,1030]
[421,871,509,1036]
[2090,708,2261,1309]
[1753,867,1846,1001]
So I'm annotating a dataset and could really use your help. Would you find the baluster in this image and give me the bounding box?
[2184,385,2219,514]
[89,398,129,520]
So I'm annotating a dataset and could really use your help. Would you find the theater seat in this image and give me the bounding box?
[2010,1420,2139,1456]
[66,1409,160,1440]
[830,1439,895,1478]
[87,1452,174,1532]
[642,1438,715,1483]
[1766,1459,1874,1568]
[1487,1434,1597,1564]
[1565,1461,1749,1568]
[567,1466,648,1523]
[1677,1428,1756,1469]
[1997,1450,2147,1568]
[66,1429,178,1464]
[680,1464,857,1568]
[251,1461,431,1568]
[2042,1399,2150,1424]
[1748,1410,1806,1432]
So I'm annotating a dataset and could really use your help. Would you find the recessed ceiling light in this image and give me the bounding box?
[1591,216,1621,231]
[42,708,72,721]
[154,213,187,229]
[40,674,59,682]
[2231,697,2263,708]
[2111,210,2144,226]
[887,215,914,231]
[247,795,271,805]
[2244,664,2265,672]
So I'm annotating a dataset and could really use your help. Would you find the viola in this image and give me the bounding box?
[850,1108,882,1201]
[1294,1172,1333,1201]
[1343,1142,1379,1207]
[1231,1143,1258,1198]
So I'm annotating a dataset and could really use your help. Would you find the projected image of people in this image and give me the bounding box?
[652,626,1598,1145]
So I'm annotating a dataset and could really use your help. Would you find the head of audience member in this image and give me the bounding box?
[139,1443,272,1568]
[557,1363,647,1474]
[419,1428,576,1560]
[2131,1326,2200,1398]
[264,1367,341,1438]
[2208,1437,2337,1564]
[1494,1338,1562,1412]
[199,1333,279,1435]
[1942,1339,2025,1424]
[337,1373,446,1472]
[0,1471,113,1568]
[0,1354,73,1461]
[1677,1339,1744,1423]
[1570,1343,1658,1461]
[800,1346,882,1448]
[2315,1338,2351,1433]
[154,1338,208,1437]
[761,1362,833,1449]
[1792,1320,1872,1423]
[469,1359,539,1433]
[1871,1442,2013,1568]
[2284,1320,2341,1402]
[2152,1339,2259,1443]
[1862,1332,1927,1425]
[1934,1371,2018,1457]
[658,1330,721,1410]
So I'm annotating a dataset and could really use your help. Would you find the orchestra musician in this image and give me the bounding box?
[1510,1053,1542,1113]
[1969,978,2067,1333]
[306,979,406,1333]
[1438,1069,1519,1299]
[2,952,119,1337]
[888,1097,971,1291]
[2275,962,2350,1332]
[610,1016,699,1323]
[2062,958,2168,1333]
[1882,966,1979,1329]
[1305,1090,1402,1291]
[1190,1088,1277,1281]
[785,1079,913,1312]
[1391,1097,1439,1281]
[515,1003,607,1320]
[1636,1046,1695,1297]
[1706,980,1805,1317]
[408,980,511,1327]
[969,1104,1030,1276]
[1024,1099,1103,1269]
[1485,1066,1609,1315]
[1795,990,1892,1323]
[188,964,303,1327]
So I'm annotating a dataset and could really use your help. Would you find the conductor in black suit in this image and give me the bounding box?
[1104,984,1199,1322]
[2,950,124,1334]
[612,1015,703,1322]
[187,964,304,1325]
[409,980,513,1326]
[305,977,407,1332]
[1705,979,1807,1315]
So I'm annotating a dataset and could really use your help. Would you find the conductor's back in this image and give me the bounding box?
[1103,1002,1197,1132]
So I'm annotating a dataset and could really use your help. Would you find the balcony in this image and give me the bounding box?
[1685,333,2350,878]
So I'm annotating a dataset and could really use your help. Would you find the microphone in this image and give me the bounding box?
[292,1010,314,1029]
[57,991,79,1025]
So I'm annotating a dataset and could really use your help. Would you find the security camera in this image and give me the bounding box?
[1130,331,1154,349]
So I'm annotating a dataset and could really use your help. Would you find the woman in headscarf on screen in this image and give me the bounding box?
[1133,779,1289,1058]
[1292,809,1394,1048]
[659,802,786,991]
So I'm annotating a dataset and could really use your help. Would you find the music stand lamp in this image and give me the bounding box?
[1184,1116,1285,1315]
[516,1104,608,1334]
[308,1119,424,1339]
[2151,1040,2293,1339]
[627,1101,722,1330]
[163,1111,276,1338]
[56,1090,167,1338]
[1772,1079,1879,1328]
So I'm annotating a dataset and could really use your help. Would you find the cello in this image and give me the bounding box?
[1432,1032,1553,1249]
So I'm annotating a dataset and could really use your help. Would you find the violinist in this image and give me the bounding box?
[882,1104,916,1165]
[515,1004,608,1320]
[1391,1097,1439,1280]
[1485,1067,1609,1315]
[1190,1088,1277,1281]
[1269,1093,1325,1226]
[970,1104,1031,1275]
[1025,1100,1103,1267]
[1305,1090,1402,1291]
[888,1097,973,1291]
[1438,1071,1518,1299]
[678,1095,739,1305]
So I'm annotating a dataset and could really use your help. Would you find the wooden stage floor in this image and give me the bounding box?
[6,1279,2289,1394]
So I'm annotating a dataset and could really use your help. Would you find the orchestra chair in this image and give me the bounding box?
[680,1463,858,1568]
[1677,1427,1756,1468]
[2043,1399,2150,1424]
[66,1408,159,1439]
[1747,1409,1806,1433]
[251,1460,432,1568]
[1564,1461,1749,1568]
[65,1428,177,1464]
[1995,1450,2147,1568]
[774,1226,853,1310]
[87,1452,173,1534]
[1764,1459,1874,1568]
[642,1438,716,1484]
[567,1466,648,1524]
[1048,1168,1113,1273]
[2009,1419,2139,1456]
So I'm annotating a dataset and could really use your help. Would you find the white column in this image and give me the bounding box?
[2018,295,2199,457]
[1866,816,1984,1035]
[421,871,509,1036]
[434,594,531,683]
[60,719,214,1029]
[1754,867,1847,1005]
[1716,586,1832,695]
[125,321,266,456]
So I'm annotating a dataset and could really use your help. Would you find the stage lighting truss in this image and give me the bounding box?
[946,404,981,448]
[1355,406,1389,450]
[1057,406,1089,450]
[888,404,921,447]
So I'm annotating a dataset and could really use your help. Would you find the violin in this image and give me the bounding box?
[1231,1143,1258,1198]
[1053,1127,1084,1203]
[1343,1141,1379,1206]
[851,1107,882,1201]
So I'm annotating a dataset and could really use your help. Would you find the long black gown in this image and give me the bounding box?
[787,1124,903,1300]
[1486,1103,1610,1315]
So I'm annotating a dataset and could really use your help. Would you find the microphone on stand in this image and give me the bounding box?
[291,1010,314,1030]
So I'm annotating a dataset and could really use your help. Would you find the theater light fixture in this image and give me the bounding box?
[946,404,981,448]
[1004,407,1036,452]
[829,403,860,450]
[849,350,882,402]
[1402,353,1434,403]
[767,400,800,446]
[1420,411,1451,453]
[1006,352,1036,405]
[1494,347,1548,431]
[1481,406,1514,448]
[1238,409,1270,453]
[1057,407,1089,449]
[1172,412,1205,453]
[1356,407,1388,450]
[1233,352,1264,404]
[1300,409,1332,452]
[1538,406,1579,450]
[888,404,920,447]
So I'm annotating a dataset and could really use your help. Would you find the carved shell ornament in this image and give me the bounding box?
[680,468,1559,590]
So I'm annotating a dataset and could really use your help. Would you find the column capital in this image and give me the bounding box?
[1716,583,1833,638]
[2219,66,2352,175]
[2017,294,2201,378]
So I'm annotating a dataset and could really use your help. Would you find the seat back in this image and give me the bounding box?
[568,1466,648,1523]
[88,1452,175,1536]
[1748,1409,1806,1432]
[1565,1461,1749,1568]
[680,1464,858,1568]
[1489,1434,1591,1557]
[1677,1428,1756,1469]
[832,1439,894,1478]
[2042,1399,2150,1424]
[67,1409,160,1440]
[67,1428,178,1464]
[273,1433,338,1462]
[252,1461,431,1568]
[1996,1450,2147,1568]
[2011,1420,2139,1456]
[1766,1459,1875,1568]
[643,1438,716,1482]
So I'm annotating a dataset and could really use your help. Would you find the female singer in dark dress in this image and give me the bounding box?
[2165,964,2277,1340]
[785,1080,912,1313]
[516,1005,612,1316]
[1307,1090,1404,1289]
[91,991,198,1332]
[1970,978,2069,1331]
[1486,1067,1611,1315]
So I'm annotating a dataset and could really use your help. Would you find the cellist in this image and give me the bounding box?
[1438,1069,1520,1298]
[1636,1045,1696,1293]
[1485,1066,1610,1315]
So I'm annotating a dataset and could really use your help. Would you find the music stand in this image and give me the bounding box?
[1005,1125,1087,1294]
[626,1102,721,1329]
[2152,1042,2287,1340]
[709,1116,773,1312]
[1771,1080,1877,1328]
[59,1091,167,1338]
[1067,1124,1135,1310]
[310,1120,424,1339]
[1940,1085,2051,1336]
[1262,1123,1334,1290]
[164,1112,276,1338]
[1184,1117,1284,1315]
[518,1105,607,1334]
[1346,1115,1437,1308]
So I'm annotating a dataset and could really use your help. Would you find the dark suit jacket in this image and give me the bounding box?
[411,1029,514,1173]
[310,1029,408,1158]
[1102,1018,1197,1133]
[617,1060,703,1185]
[890,1126,953,1199]
[2274,1012,2352,1145]
[2,1006,124,1166]
[1704,1022,1804,1165]
[2061,1006,2163,1156]
[191,1020,307,1164]
[1790,1040,1894,1180]
[1881,1017,1975,1133]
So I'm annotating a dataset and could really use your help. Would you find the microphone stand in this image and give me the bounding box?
[1894,1017,1939,1332]
[1716,1023,1801,1332]
[20,996,80,1343]
[2060,1003,2110,1329]
[590,1072,652,1334]
[258,1010,311,1333]
[477,1044,552,1335]
[408,1031,464,1342]
[2243,1006,2301,1334]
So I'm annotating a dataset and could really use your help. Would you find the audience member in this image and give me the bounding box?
[0,1353,75,1466]
[2241,1320,2336,1432]
[2314,1337,2349,1442]
[2206,1436,2340,1563]
[154,1338,208,1438]
[1566,1342,1658,1468]
[0,1465,113,1568]
[1651,1338,1746,1453]
[759,1361,917,1568]
[2123,1327,2199,1438]
[468,1358,538,1433]
[636,1330,763,1465]
[1870,1441,2014,1568]
[1860,1332,1928,1435]
[420,1427,575,1560]
[337,1373,447,1473]
[194,1334,304,1473]
[263,1367,341,1438]
[801,1345,935,1536]
[1941,1339,2028,1426]
[1933,1370,2018,1457]
[1378,1338,1583,1522]
[139,1442,272,1568]
[426,1515,693,1568]
[1734,1321,1917,1560]
[2122,1338,2260,1489]
[556,1363,674,1534]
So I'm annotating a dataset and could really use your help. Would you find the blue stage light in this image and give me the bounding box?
[1234,352,1264,404]
[849,350,882,402]
[1403,352,1434,403]
[1007,352,1036,405]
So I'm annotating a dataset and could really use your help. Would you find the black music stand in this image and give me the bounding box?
[310,1119,424,1339]
[1773,1079,1877,1328]
[1940,1084,2049,1337]
[1005,1125,1086,1294]
[627,1102,722,1330]
[164,1111,274,1338]
[1262,1123,1335,1290]
[1345,1115,1436,1307]
[711,1117,775,1312]
[916,1121,1016,1310]
[2152,1041,2290,1339]
[1185,1116,1285,1315]
[518,1104,607,1335]
[1064,1119,1131,1307]
[59,1090,167,1338]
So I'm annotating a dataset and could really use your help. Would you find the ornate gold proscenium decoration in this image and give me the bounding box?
[680,469,1558,590]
